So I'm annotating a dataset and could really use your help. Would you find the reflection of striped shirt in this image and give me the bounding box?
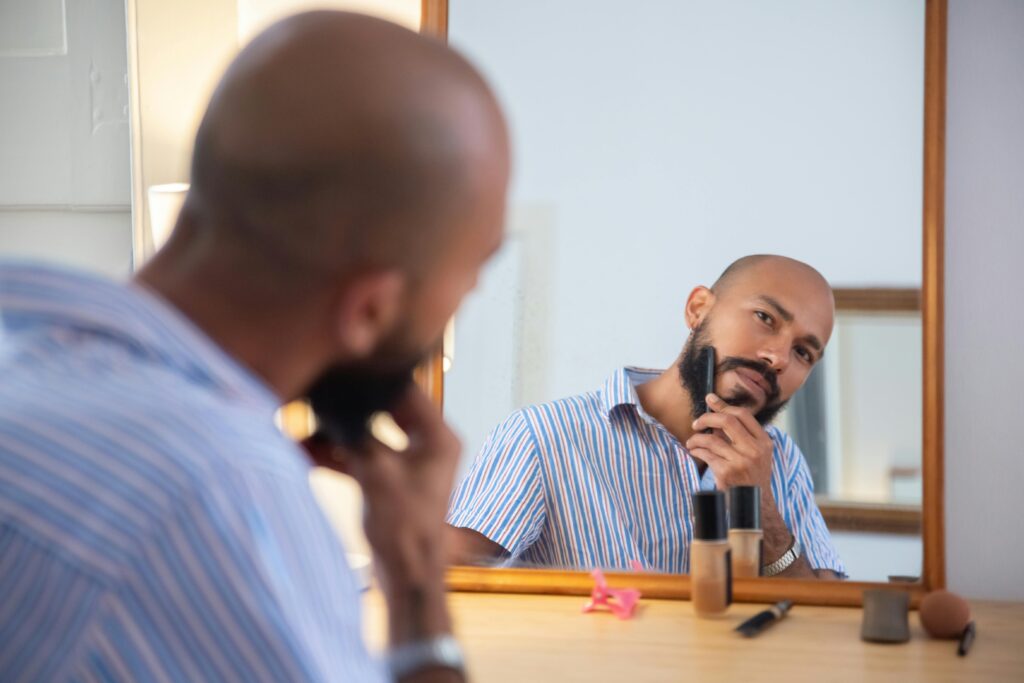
[0,263,383,682]
[448,367,845,575]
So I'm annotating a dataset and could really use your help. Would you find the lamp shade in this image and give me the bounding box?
[147,183,189,250]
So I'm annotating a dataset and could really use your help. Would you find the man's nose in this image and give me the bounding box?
[758,344,789,374]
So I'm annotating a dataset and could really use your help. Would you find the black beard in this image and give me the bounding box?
[305,346,425,447]
[677,319,788,426]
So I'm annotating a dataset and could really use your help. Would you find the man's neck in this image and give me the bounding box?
[634,366,699,447]
[134,251,327,403]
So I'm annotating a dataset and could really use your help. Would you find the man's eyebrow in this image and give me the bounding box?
[756,295,794,323]
[757,295,825,357]
[802,334,824,354]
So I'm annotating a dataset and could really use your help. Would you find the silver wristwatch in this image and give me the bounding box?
[387,634,465,680]
[762,538,803,577]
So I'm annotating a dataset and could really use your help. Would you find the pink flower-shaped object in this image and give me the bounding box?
[581,568,641,620]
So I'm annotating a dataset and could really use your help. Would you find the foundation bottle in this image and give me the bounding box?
[728,485,763,578]
[690,491,731,617]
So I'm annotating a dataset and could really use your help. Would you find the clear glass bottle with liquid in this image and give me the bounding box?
[728,485,763,578]
[690,491,731,617]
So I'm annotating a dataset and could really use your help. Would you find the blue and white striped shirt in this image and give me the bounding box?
[0,263,384,682]
[448,367,845,576]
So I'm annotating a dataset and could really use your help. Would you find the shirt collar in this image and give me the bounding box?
[598,366,662,423]
[0,261,280,416]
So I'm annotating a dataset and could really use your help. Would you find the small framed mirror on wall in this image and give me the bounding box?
[434,0,946,606]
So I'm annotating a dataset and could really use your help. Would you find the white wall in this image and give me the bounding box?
[0,210,132,276]
[127,0,239,260]
[0,0,132,277]
[945,0,1024,601]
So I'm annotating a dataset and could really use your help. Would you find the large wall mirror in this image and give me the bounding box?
[437,0,945,605]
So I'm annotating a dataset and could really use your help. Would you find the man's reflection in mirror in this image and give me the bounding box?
[446,255,845,579]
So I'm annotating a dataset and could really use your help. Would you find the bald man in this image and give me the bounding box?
[448,255,846,580]
[0,12,507,682]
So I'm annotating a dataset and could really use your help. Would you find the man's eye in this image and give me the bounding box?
[755,310,774,326]
[796,347,813,363]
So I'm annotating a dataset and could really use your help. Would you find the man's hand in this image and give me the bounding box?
[685,393,823,580]
[685,393,774,495]
[303,385,462,646]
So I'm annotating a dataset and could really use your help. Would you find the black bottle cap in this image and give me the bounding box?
[692,491,727,541]
[729,486,761,530]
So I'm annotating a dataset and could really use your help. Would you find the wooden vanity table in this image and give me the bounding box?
[363,591,1024,682]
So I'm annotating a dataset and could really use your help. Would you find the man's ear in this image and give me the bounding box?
[331,270,406,359]
[684,286,715,331]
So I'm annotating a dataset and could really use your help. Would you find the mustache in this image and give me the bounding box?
[717,356,780,402]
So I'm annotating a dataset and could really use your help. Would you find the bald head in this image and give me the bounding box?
[712,255,832,303]
[180,11,509,290]
[709,255,835,354]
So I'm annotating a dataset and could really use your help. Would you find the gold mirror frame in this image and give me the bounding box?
[422,0,946,607]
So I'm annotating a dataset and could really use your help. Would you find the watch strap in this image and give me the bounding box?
[387,634,464,680]
[762,537,802,577]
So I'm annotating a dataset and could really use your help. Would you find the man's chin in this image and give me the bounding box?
[723,392,787,426]
[721,389,761,411]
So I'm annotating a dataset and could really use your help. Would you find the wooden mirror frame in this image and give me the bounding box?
[423,0,946,607]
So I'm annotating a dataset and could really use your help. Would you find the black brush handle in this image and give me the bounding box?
[736,609,776,637]
[702,347,716,433]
